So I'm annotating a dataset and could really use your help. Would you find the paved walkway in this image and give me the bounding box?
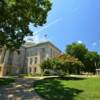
[0,78,43,100]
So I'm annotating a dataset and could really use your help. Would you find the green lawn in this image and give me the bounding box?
[0,78,15,86]
[34,77,100,100]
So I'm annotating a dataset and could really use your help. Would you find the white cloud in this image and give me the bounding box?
[77,40,83,44]
[92,39,100,47]
[92,42,97,46]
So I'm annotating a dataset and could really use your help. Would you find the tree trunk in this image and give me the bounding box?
[0,47,14,76]
[0,47,6,64]
[3,50,11,65]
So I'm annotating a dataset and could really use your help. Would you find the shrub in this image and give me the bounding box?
[43,70,51,76]
[40,54,84,76]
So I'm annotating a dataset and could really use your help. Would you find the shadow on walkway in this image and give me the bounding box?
[0,78,42,100]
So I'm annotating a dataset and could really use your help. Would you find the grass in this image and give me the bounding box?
[0,78,15,86]
[34,77,100,100]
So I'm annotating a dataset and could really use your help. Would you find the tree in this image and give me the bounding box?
[84,51,99,74]
[0,0,52,76]
[40,58,62,76]
[56,54,84,75]
[40,58,53,71]
[65,42,88,62]
[65,42,100,74]
[40,54,84,76]
[0,0,52,49]
[0,0,52,64]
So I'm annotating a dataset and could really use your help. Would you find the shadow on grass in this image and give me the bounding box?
[44,76,86,81]
[34,78,83,100]
[58,76,86,81]
[0,78,15,86]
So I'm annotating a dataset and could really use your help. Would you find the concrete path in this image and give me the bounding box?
[0,78,43,100]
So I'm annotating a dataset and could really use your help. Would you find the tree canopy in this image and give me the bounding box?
[0,0,52,50]
[40,54,84,76]
[65,42,88,62]
[56,54,83,65]
[65,42,100,74]
[84,51,99,73]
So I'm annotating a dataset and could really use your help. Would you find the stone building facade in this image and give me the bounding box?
[0,41,61,76]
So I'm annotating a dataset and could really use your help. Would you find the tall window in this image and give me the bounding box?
[51,48,53,57]
[29,67,31,73]
[41,48,46,59]
[30,58,33,64]
[34,57,38,64]
[34,67,36,73]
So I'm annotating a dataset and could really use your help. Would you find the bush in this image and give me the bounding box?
[43,70,51,76]
[40,55,84,76]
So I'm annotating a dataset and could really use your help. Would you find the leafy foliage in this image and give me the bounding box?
[40,54,84,76]
[0,0,52,50]
[65,42,100,74]
[65,42,88,62]
[84,51,99,74]
[40,58,53,70]
[56,54,84,75]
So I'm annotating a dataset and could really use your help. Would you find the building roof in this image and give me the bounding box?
[22,41,62,53]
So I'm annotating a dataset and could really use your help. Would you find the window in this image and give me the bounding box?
[41,48,46,59]
[30,48,37,56]
[33,48,37,55]
[34,67,37,73]
[41,48,45,52]
[29,67,31,73]
[51,48,53,57]
[34,57,38,64]
[30,58,33,64]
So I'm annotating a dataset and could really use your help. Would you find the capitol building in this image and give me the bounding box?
[0,41,61,76]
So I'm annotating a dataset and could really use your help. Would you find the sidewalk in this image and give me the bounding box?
[0,78,43,100]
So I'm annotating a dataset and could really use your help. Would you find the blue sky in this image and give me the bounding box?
[28,0,100,53]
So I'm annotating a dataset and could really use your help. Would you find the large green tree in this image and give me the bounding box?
[0,0,52,50]
[84,51,99,74]
[65,42,100,74]
[65,42,88,62]
[0,0,52,65]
